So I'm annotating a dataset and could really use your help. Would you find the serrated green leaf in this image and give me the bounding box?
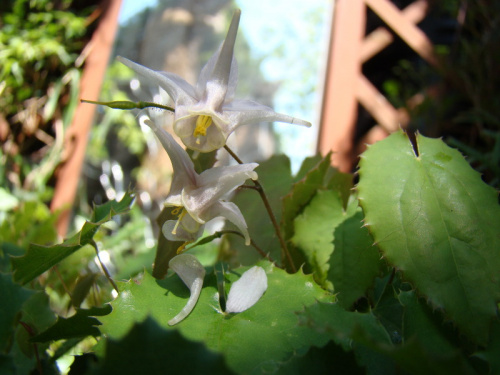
[94,317,234,375]
[0,274,34,352]
[474,320,500,374]
[357,130,500,345]
[31,305,112,342]
[298,301,397,374]
[98,261,333,374]
[297,301,392,350]
[11,193,134,284]
[292,190,357,287]
[225,155,293,266]
[328,210,383,309]
[396,291,475,374]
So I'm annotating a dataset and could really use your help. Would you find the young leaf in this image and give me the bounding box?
[281,152,332,241]
[11,193,134,284]
[292,190,357,287]
[357,130,500,345]
[328,210,383,309]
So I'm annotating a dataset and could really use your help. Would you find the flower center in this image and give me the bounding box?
[193,115,213,144]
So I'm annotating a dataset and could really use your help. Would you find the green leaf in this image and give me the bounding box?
[94,317,234,375]
[357,130,500,345]
[328,209,383,309]
[225,155,294,266]
[475,320,500,374]
[0,274,34,352]
[98,261,333,374]
[292,190,357,287]
[31,305,112,343]
[297,301,392,350]
[11,193,134,284]
[396,291,476,374]
[298,301,397,374]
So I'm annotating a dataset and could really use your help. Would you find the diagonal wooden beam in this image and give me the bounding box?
[360,0,430,63]
[356,75,407,133]
[364,0,438,66]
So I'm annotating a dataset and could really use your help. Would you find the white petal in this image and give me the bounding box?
[225,266,267,313]
[140,117,198,189]
[182,163,258,216]
[202,201,251,245]
[168,254,206,325]
[117,56,196,103]
[224,99,312,127]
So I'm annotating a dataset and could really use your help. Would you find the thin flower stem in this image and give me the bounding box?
[224,145,297,273]
[91,240,119,293]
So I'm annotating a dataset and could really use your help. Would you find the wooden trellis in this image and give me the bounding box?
[318,0,439,172]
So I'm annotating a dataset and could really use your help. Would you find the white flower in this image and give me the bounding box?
[225,266,268,313]
[118,9,311,153]
[140,117,257,244]
[168,254,205,325]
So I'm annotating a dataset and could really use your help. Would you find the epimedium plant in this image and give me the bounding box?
[3,8,500,375]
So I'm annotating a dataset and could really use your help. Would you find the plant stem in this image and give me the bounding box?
[224,145,296,272]
[91,240,119,293]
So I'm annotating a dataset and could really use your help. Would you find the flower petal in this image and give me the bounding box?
[117,56,197,103]
[182,163,258,217]
[201,201,251,245]
[140,117,198,190]
[225,266,267,313]
[224,99,312,127]
[168,254,206,325]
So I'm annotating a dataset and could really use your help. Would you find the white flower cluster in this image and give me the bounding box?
[120,10,310,324]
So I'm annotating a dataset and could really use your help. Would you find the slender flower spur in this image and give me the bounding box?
[118,9,311,153]
[168,254,205,325]
[140,117,257,244]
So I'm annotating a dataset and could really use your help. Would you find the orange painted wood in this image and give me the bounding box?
[317,0,366,172]
[51,0,122,237]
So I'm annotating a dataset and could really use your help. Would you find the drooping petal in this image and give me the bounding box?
[168,254,206,325]
[117,56,197,104]
[140,117,198,190]
[225,266,267,313]
[182,163,258,217]
[201,201,252,245]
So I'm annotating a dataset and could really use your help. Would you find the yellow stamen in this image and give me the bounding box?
[171,206,182,215]
[193,115,213,140]
[171,209,187,235]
